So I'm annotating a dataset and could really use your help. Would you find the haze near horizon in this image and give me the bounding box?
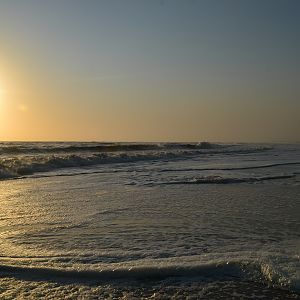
[0,0,299,142]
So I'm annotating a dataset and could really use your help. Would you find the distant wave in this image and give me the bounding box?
[0,142,268,155]
[0,259,297,292]
[0,144,273,181]
[0,143,160,154]
[161,174,296,185]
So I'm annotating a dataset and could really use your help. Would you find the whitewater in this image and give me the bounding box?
[0,142,299,299]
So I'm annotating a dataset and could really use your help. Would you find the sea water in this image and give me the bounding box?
[0,142,299,299]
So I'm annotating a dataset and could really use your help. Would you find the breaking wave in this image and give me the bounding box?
[0,142,227,155]
[3,152,181,180]
[0,143,273,180]
[0,259,298,293]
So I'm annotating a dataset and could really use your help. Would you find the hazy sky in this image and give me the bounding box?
[0,0,299,142]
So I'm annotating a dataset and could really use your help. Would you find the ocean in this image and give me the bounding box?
[0,142,299,299]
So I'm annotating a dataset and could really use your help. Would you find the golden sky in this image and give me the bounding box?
[0,0,299,142]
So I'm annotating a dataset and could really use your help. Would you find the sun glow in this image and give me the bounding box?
[0,83,5,99]
[0,80,7,104]
[0,87,6,116]
[0,83,5,137]
[0,87,4,105]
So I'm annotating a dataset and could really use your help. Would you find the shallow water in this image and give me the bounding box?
[0,143,299,298]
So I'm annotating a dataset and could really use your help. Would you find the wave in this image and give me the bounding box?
[0,259,298,292]
[0,142,270,155]
[0,144,273,181]
[159,162,300,173]
[0,151,179,180]
[0,152,172,180]
[0,143,160,155]
[0,142,222,155]
[161,174,296,185]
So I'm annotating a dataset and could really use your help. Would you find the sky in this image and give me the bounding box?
[0,0,299,142]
